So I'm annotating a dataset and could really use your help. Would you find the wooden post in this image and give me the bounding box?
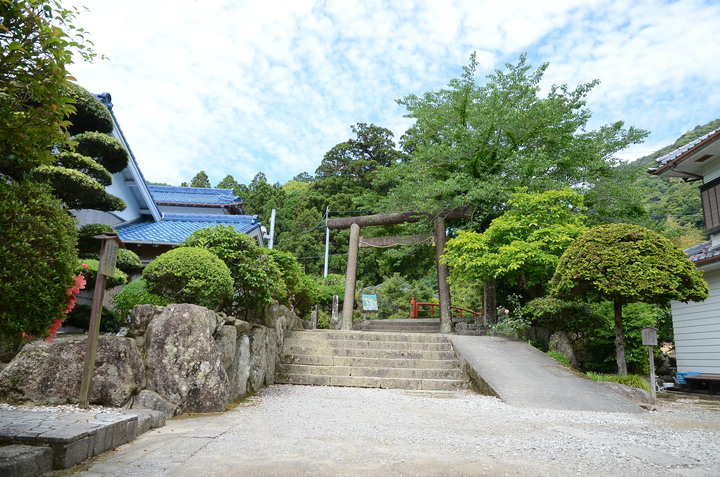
[434,217,452,334]
[341,223,361,330]
[79,234,122,409]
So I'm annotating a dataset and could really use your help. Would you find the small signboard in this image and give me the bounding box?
[361,294,378,311]
[95,234,123,277]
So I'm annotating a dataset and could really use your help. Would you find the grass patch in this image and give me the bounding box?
[585,371,650,393]
[546,350,570,367]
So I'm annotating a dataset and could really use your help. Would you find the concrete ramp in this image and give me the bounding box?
[449,335,644,413]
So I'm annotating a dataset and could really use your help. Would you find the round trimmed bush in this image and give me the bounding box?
[74,131,129,173]
[78,223,117,255]
[64,83,113,136]
[111,278,169,320]
[0,180,78,342]
[54,151,112,186]
[116,248,143,275]
[30,165,126,211]
[143,247,233,309]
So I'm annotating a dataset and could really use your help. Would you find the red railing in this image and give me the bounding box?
[409,295,481,319]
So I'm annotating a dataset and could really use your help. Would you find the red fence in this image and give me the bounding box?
[409,295,481,319]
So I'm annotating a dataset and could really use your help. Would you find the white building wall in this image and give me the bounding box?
[671,266,720,374]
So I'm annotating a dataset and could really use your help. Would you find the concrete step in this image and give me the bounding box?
[278,330,469,392]
[279,363,465,380]
[275,373,467,391]
[283,354,462,369]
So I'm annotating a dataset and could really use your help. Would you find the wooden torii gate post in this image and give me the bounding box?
[327,208,469,333]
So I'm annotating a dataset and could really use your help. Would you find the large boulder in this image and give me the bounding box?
[226,333,251,401]
[549,331,578,368]
[143,304,229,413]
[0,335,145,406]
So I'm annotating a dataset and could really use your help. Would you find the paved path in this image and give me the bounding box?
[450,335,644,413]
[49,385,720,477]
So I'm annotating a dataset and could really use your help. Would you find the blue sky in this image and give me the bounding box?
[65,0,720,187]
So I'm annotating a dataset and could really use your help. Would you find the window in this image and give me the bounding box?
[701,176,720,235]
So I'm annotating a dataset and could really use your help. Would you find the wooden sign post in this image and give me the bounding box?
[78,233,124,408]
[642,326,658,402]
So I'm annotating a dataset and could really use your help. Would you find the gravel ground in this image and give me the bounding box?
[58,384,720,477]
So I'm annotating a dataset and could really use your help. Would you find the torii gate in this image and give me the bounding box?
[327,208,470,333]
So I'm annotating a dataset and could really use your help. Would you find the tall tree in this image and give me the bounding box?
[189,170,211,188]
[381,53,648,231]
[552,223,708,375]
[216,174,239,190]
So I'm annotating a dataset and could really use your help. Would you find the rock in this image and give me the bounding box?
[214,325,237,371]
[0,335,145,406]
[247,325,268,394]
[130,389,178,419]
[143,304,229,413]
[128,304,164,337]
[549,331,578,368]
[120,408,167,434]
[233,319,251,334]
[596,381,652,405]
[227,333,251,401]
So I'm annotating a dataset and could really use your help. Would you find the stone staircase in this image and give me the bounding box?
[276,330,468,391]
[353,318,441,333]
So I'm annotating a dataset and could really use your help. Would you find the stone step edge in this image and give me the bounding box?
[282,355,462,369]
[275,374,468,390]
[283,340,454,351]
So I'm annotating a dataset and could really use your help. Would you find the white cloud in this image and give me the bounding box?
[63,0,720,186]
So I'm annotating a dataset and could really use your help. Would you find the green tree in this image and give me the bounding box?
[382,53,647,230]
[552,223,708,375]
[216,174,239,190]
[444,189,588,303]
[0,0,97,179]
[189,170,211,188]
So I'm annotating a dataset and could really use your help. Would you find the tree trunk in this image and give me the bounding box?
[483,280,497,327]
[614,297,627,376]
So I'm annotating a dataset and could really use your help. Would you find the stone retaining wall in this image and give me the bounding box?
[0,303,304,416]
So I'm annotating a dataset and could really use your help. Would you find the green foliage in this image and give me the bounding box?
[585,372,650,393]
[267,249,321,317]
[143,247,233,310]
[110,278,169,320]
[0,0,97,179]
[370,273,435,320]
[64,303,126,333]
[30,165,126,211]
[116,248,143,275]
[77,223,117,254]
[445,189,587,298]
[53,151,112,186]
[552,223,708,305]
[523,297,607,335]
[74,131,129,173]
[382,53,648,230]
[318,274,346,305]
[63,82,113,136]
[81,259,128,290]
[189,170,211,188]
[547,351,571,367]
[181,226,282,314]
[0,180,78,342]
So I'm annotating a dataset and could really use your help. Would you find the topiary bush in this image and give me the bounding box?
[181,226,282,314]
[78,223,117,255]
[30,165,126,211]
[0,180,78,342]
[74,131,129,173]
[53,151,112,186]
[143,247,233,310]
[111,278,169,320]
[63,83,113,136]
[116,248,143,275]
[81,259,128,290]
[64,303,126,333]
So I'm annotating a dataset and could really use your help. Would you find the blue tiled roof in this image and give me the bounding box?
[148,185,243,206]
[116,214,260,244]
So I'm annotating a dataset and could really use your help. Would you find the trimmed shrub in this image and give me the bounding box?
[54,151,112,186]
[267,249,320,317]
[143,247,233,310]
[111,278,169,320]
[81,259,128,290]
[116,248,143,275]
[64,83,113,136]
[74,131,129,173]
[64,303,126,333]
[30,165,126,211]
[78,223,117,254]
[0,180,78,342]
[181,226,282,314]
